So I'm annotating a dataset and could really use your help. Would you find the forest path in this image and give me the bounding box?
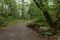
[0,21,45,40]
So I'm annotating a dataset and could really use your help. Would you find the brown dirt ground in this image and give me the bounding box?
[0,22,59,40]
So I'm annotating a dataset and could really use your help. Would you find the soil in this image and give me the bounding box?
[0,22,59,40]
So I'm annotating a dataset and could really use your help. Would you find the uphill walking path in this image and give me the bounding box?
[0,21,58,40]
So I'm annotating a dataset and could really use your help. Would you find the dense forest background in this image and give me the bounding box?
[0,0,57,27]
[0,0,60,37]
[0,0,30,27]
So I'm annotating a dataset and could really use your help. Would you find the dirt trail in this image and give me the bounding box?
[0,22,45,40]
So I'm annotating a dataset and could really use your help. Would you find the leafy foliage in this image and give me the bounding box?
[0,0,21,27]
[27,0,58,36]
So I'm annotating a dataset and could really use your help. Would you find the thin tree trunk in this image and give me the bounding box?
[21,0,25,19]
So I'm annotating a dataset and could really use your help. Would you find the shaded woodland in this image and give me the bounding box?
[0,0,60,40]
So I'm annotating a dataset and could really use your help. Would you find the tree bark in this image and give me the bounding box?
[55,0,60,30]
[34,0,56,29]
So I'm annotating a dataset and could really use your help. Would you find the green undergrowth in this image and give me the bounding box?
[6,19,25,26]
[58,36,60,40]
[27,21,56,36]
[0,19,26,29]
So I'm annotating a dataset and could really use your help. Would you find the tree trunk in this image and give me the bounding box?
[55,0,60,30]
[43,11,56,29]
[21,0,25,19]
[34,0,56,29]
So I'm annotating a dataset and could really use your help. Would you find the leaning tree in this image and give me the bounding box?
[34,0,60,31]
[56,0,60,30]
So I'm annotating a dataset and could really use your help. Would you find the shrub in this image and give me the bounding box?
[27,22,40,30]
[27,21,56,36]
[0,16,7,27]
